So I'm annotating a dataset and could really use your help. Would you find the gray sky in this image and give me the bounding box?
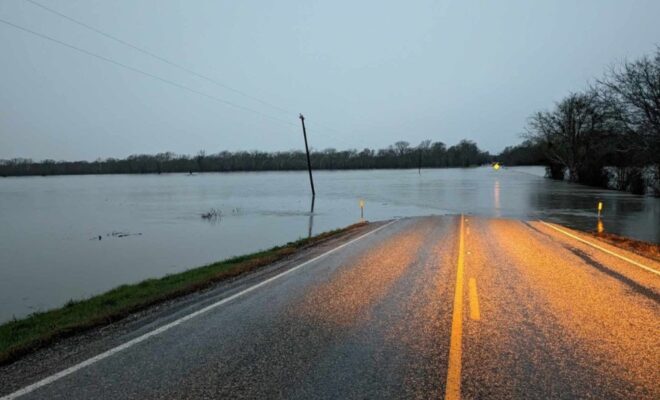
[1,0,659,161]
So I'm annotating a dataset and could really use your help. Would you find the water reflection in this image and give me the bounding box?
[1,166,658,322]
[524,176,657,242]
[308,196,315,238]
[493,179,501,217]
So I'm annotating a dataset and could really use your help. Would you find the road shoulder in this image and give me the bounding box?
[0,220,389,395]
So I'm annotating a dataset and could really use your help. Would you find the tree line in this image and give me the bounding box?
[0,139,491,176]
[2,49,657,197]
[524,47,660,195]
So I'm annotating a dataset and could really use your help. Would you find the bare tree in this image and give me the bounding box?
[599,49,660,144]
[526,91,610,182]
[196,150,206,172]
[394,141,410,156]
[417,139,432,150]
[598,48,660,193]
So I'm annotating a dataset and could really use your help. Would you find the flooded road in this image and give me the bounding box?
[0,166,658,321]
[2,216,658,399]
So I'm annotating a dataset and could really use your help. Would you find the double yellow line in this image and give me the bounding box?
[445,214,480,400]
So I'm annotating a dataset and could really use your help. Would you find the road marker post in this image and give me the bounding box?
[359,199,365,220]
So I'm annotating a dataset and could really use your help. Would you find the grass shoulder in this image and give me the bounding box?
[0,221,368,365]
[588,231,660,262]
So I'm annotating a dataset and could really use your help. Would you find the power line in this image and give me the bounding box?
[24,0,297,117]
[23,0,370,147]
[0,17,297,128]
[11,1,369,149]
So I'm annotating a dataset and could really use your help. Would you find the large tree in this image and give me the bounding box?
[526,91,612,183]
[598,48,660,192]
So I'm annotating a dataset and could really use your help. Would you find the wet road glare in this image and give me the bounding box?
[0,166,658,321]
[1,216,657,399]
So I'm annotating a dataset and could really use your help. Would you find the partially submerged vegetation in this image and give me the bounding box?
[200,208,222,221]
[0,222,367,365]
[525,47,660,196]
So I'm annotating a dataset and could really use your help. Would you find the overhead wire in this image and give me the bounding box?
[0,17,297,128]
[23,0,369,148]
[24,0,297,118]
[6,2,379,151]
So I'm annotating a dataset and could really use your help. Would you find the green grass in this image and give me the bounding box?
[0,222,366,365]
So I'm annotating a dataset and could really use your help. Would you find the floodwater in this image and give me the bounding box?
[0,166,658,322]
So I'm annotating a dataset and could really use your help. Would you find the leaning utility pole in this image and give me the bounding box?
[299,114,315,196]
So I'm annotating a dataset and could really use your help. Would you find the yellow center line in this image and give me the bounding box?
[444,214,465,400]
[539,221,660,277]
[468,278,480,321]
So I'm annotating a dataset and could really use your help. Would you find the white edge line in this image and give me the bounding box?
[2,219,398,400]
[538,221,660,277]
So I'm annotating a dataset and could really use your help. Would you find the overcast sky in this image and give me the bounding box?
[1,0,659,161]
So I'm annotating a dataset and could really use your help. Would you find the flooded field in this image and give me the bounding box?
[0,166,658,321]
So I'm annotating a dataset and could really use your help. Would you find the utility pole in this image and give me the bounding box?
[308,196,315,238]
[299,114,315,197]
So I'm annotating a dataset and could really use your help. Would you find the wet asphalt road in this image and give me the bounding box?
[2,216,659,399]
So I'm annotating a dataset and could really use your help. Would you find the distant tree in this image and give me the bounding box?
[417,139,432,150]
[196,150,206,172]
[430,141,446,152]
[359,148,374,157]
[429,141,447,166]
[447,140,489,167]
[0,140,494,176]
[415,140,431,169]
[394,141,411,156]
[497,140,547,166]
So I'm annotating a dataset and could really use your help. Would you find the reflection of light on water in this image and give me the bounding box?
[3,167,658,322]
[494,180,501,217]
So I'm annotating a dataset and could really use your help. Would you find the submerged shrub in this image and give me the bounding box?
[546,163,565,180]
